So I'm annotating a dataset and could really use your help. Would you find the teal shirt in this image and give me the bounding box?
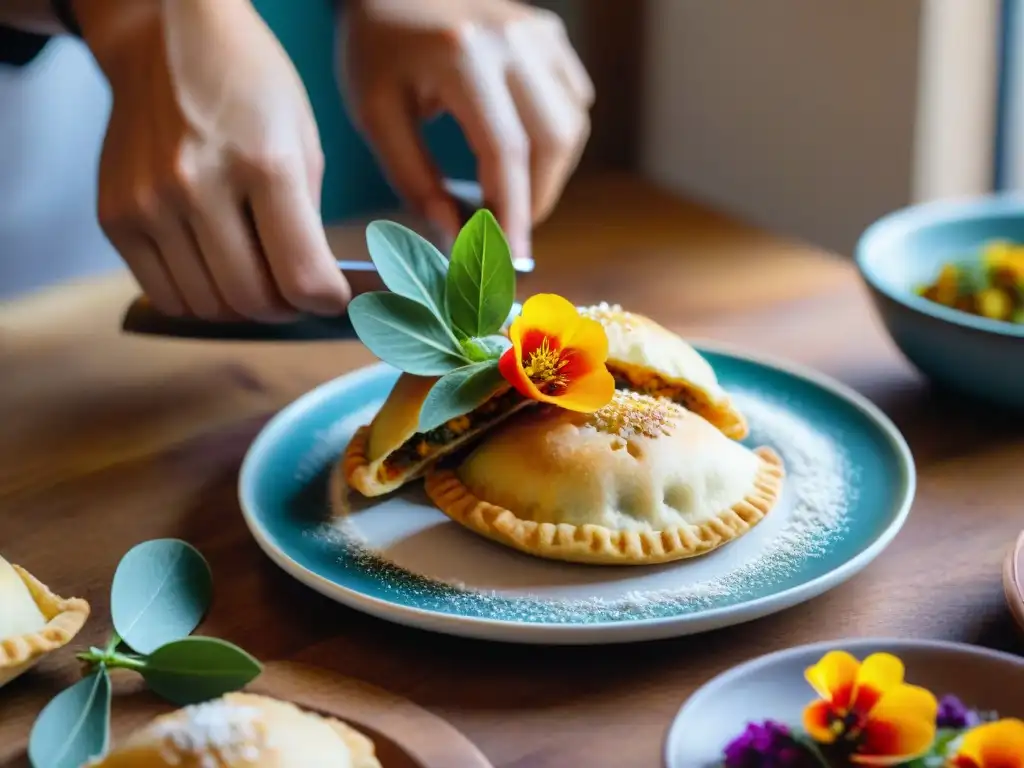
[252,0,477,223]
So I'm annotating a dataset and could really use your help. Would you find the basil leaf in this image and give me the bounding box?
[418,360,507,432]
[28,668,111,768]
[141,636,262,706]
[446,209,516,338]
[111,538,213,655]
[365,220,449,322]
[349,292,468,375]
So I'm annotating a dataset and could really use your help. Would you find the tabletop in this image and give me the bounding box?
[2,172,1023,767]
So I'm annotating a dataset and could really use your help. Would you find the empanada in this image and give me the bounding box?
[426,391,783,565]
[87,692,380,768]
[578,303,749,439]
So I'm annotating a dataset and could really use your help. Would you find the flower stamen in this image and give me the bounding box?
[523,337,570,394]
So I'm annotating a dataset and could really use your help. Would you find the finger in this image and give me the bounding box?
[533,11,595,106]
[148,214,232,320]
[506,51,589,224]
[188,183,297,322]
[104,226,186,317]
[356,86,461,240]
[247,165,351,316]
[440,51,532,260]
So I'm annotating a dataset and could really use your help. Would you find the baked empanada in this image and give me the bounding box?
[578,303,749,439]
[340,372,531,497]
[87,692,380,768]
[0,554,89,688]
[426,391,783,565]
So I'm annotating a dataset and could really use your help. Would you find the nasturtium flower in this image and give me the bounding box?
[948,718,1024,768]
[801,651,938,765]
[498,293,615,412]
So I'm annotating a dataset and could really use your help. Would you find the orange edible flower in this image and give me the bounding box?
[498,294,615,412]
[802,651,938,765]
[948,719,1024,768]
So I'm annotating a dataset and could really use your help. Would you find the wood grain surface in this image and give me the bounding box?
[2,173,1023,767]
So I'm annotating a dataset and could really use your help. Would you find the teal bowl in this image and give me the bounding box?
[855,195,1024,411]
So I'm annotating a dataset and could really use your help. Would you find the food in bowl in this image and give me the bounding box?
[916,239,1024,323]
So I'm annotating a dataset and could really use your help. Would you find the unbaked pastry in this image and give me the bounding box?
[425,391,784,565]
[578,303,749,439]
[87,692,380,768]
[340,371,531,498]
[0,554,89,688]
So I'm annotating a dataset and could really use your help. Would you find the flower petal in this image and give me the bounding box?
[556,367,616,412]
[518,294,584,344]
[852,684,937,764]
[802,699,838,744]
[852,653,905,715]
[499,345,543,400]
[954,718,1024,768]
[805,650,860,710]
[562,316,609,365]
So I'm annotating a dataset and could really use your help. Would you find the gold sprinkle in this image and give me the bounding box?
[578,302,637,331]
[587,391,678,440]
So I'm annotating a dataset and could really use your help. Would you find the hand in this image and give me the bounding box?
[340,0,594,261]
[77,0,350,321]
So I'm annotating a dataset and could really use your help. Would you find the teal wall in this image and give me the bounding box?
[252,0,477,223]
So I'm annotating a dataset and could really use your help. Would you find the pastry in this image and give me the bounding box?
[0,554,89,688]
[425,391,784,565]
[340,372,531,498]
[87,692,381,768]
[578,303,749,439]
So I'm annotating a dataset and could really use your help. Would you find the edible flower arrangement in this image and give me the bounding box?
[917,239,1024,324]
[347,209,616,429]
[721,650,1024,767]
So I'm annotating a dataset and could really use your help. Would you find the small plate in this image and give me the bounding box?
[664,637,1024,768]
[239,344,916,645]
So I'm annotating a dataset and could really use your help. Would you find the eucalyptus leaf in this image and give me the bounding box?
[28,668,111,768]
[418,360,507,432]
[365,220,450,321]
[349,292,468,375]
[111,538,213,655]
[446,209,516,338]
[141,636,262,706]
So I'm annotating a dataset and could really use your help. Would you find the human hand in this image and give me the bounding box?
[339,0,594,261]
[77,0,349,321]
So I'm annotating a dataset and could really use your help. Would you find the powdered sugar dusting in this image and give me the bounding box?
[305,388,860,623]
[147,700,266,768]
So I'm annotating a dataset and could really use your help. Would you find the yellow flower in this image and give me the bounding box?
[802,651,938,765]
[948,719,1024,768]
[498,294,615,412]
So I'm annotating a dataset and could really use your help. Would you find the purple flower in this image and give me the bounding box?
[937,694,979,729]
[723,721,815,767]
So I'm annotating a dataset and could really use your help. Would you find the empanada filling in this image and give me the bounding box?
[378,387,526,481]
[608,363,711,415]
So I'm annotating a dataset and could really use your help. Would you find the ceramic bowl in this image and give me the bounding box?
[855,195,1024,410]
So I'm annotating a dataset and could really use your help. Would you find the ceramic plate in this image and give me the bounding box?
[238,343,915,644]
[664,637,1024,767]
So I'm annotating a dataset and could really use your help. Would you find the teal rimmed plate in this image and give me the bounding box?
[238,344,915,645]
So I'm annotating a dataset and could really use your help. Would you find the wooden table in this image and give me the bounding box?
[2,173,1022,767]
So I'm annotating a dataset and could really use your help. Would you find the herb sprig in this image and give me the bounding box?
[348,210,517,432]
[28,539,262,768]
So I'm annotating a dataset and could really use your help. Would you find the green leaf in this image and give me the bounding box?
[446,209,516,339]
[28,668,111,768]
[365,220,450,322]
[418,360,508,432]
[349,292,469,375]
[141,636,262,706]
[111,538,213,655]
[477,334,513,359]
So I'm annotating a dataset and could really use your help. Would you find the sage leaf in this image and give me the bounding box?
[446,209,516,338]
[349,291,468,375]
[28,668,111,768]
[365,220,449,322]
[141,636,263,706]
[111,538,213,655]
[418,360,507,432]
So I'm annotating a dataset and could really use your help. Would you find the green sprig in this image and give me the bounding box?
[349,209,520,432]
[28,539,263,768]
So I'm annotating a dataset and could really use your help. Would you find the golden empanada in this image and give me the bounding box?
[426,391,783,565]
